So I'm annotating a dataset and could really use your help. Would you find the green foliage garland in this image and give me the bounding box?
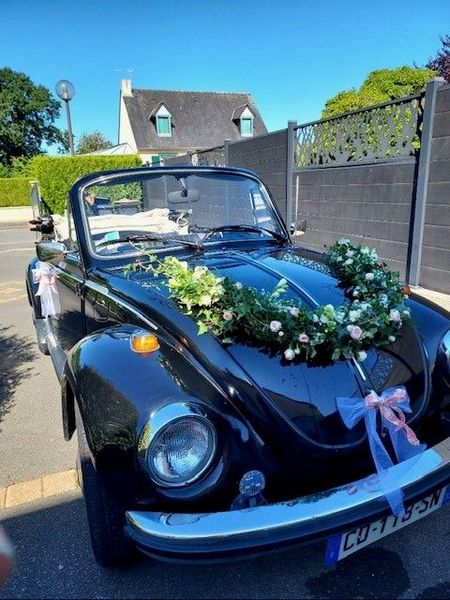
[126,239,411,363]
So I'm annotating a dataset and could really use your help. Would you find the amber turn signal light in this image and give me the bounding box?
[130,329,160,354]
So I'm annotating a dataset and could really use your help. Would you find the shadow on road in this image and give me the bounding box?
[1,493,449,600]
[0,326,36,427]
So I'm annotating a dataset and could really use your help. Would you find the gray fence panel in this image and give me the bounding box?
[228,130,288,221]
[420,84,450,293]
[294,162,417,279]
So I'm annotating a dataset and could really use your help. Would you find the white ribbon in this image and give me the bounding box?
[31,261,61,317]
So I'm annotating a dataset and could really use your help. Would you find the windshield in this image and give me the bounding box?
[79,170,286,258]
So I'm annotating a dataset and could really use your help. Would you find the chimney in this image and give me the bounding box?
[121,79,133,97]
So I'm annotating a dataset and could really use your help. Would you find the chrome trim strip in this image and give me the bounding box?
[84,280,158,331]
[53,265,83,283]
[126,437,450,548]
[352,358,367,382]
[84,280,109,296]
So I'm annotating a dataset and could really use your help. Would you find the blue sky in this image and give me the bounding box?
[1,0,449,152]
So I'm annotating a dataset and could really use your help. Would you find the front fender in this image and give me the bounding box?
[62,324,261,506]
[25,257,43,318]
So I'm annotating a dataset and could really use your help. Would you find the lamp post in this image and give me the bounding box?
[55,79,75,155]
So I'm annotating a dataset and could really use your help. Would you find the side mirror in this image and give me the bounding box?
[36,241,68,264]
[290,218,307,237]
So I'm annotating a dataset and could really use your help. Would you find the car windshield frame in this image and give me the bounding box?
[74,167,290,263]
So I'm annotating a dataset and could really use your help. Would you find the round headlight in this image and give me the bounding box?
[147,416,216,486]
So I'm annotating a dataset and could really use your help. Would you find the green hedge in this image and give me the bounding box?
[31,154,142,214]
[0,177,33,207]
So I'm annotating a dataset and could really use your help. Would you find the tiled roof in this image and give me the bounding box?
[123,89,267,150]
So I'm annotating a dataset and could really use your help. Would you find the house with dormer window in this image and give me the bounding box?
[118,79,267,164]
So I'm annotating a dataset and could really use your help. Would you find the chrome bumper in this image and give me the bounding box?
[126,437,450,559]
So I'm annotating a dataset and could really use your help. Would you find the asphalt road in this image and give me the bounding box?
[0,227,449,599]
[0,227,76,487]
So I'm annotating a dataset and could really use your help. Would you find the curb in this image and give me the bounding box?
[0,469,79,510]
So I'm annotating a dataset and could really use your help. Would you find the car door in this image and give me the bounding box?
[47,204,86,353]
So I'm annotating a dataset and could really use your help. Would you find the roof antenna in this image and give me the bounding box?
[114,66,139,82]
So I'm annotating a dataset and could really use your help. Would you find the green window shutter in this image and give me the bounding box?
[157,116,171,135]
[240,117,253,136]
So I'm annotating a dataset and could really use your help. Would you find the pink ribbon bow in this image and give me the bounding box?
[337,385,426,516]
[364,388,420,446]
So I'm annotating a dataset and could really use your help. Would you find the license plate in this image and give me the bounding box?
[325,485,450,566]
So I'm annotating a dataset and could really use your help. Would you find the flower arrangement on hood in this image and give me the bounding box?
[125,238,411,363]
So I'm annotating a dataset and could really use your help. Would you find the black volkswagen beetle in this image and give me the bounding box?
[26,166,450,567]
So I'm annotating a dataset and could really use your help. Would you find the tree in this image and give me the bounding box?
[76,130,113,155]
[426,34,450,83]
[0,67,65,166]
[322,66,436,118]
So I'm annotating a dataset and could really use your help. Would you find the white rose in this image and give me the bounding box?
[320,314,329,324]
[365,272,374,282]
[284,348,295,361]
[235,282,243,290]
[388,335,396,343]
[346,250,355,258]
[389,309,401,322]
[298,333,310,343]
[289,307,299,317]
[349,309,361,322]
[312,314,319,323]
[350,326,363,340]
[179,261,188,270]
[269,320,282,333]
[200,294,212,306]
[278,331,284,337]
[357,350,367,362]
[222,310,233,321]
[344,258,354,266]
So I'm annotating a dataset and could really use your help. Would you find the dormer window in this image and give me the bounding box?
[239,106,254,137]
[155,104,172,137]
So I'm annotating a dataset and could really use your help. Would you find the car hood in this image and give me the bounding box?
[102,246,429,451]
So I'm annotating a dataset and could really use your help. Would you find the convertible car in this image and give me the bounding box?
[26,166,450,567]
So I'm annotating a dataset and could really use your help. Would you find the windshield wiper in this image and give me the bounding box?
[96,234,203,251]
[201,224,287,244]
[164,237,204,250]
